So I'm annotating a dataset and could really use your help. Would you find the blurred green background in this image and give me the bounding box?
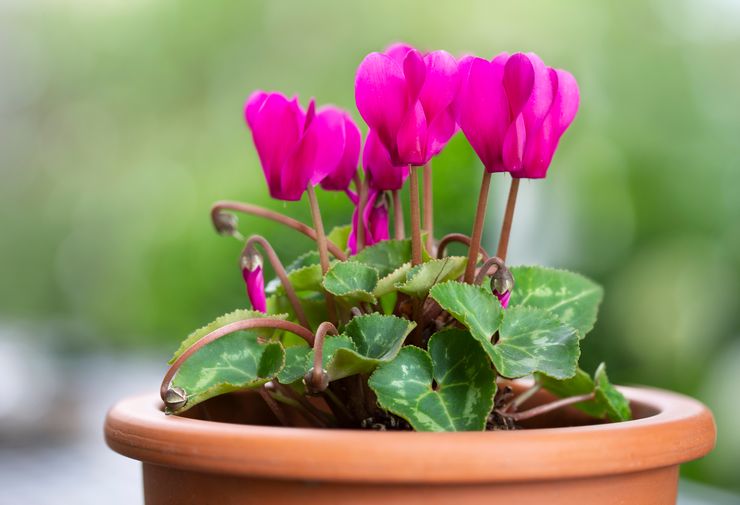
[1,0,738,494]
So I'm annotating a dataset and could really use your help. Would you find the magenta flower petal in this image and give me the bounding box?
[363,130,409,191]
[297,106,347,187]
[396,100,427,166]
[502,53,535,116]
[242,265,267,313]
[495,289,511,309]
[355,52,408,155]
[419,50,459,120]
[456,56,510,172]
[519,68,580,178]
[425,108,457,159]
[402,49,426,102]
[365,191,390,245]
[348,190,390,253]
[244,90,268,129]
[246,92,306,200]
[385,42,414,64]
[320,111,361,191]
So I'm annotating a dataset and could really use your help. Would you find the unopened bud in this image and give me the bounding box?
[213,211,239,236]
[490,265,514,296]
[164,387,188,412]
[240,248,263,272]
[303,368,330,395]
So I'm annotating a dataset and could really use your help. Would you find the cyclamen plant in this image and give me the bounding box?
[160,44,631,431]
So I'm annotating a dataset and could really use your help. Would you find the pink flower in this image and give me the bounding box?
[241,255,266,313]
[494,289,511,309]
[363,130,409,191]
[456,52,579,177]
[355,43,459,167]
[245,91,347,200]
[348,190,390,254]
[319,109,362,191]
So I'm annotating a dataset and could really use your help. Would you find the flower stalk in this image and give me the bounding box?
[211,201,347,261]
[422,162,434,254]
[306,186,338,325]
[496,177,520,262]
[353,174,366,251]
[463,171,492,283]
[409,166,423,266]
[392,190,404,240]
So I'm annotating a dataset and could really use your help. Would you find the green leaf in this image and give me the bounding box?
[327,225,351,251]
[373,262,411,297]
[429,281,503,344]
[536,369,606,418]
[322,260,379,304]
[368,329,496,432]
[537,364,631,421]
[278,314,416,383]
[266,263,323,295]
[285,250,321,272]
[352,239,413,277]
[493,306,579,379]
[169,309,286,364]
[395,256,467,298]
[266,294,328,331]
[169,331,285,413]
[343,313,415,360]
[594,363,632,422]
[508,266,604,338]
[277,344,312,384]
[431,282,578,379]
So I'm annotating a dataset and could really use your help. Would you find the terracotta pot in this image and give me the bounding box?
[105,384,715,505]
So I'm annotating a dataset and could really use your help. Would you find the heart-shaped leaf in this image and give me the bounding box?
[277,314,416,384]
[373,262,412,297]
[267,294,328,332]
[508,266,603,338]
[169,331,285,413]
[353,239,413,277]
[327,225,352,251]
[169,309,286,364]
[429,281,503,343]
[395,256,467,298]
[266,263,324,295]
[277,335,356,384]
[594,363,631,422]
[536,368,606,418]
[322,261,379,304]
[493,306,579,379]
[430,283,579,380]
[537,363,631,421]
[368,329,496,432]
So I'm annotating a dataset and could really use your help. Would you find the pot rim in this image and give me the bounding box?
[104,385,715,484]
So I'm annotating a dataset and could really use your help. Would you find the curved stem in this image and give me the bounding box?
[306,186,337,325]
[409,166,422,265]
[242,235,311,330]
[307,321,339,392]
[496,177,520,262]
[436,233,490,260]
[499,392,595,422]
[464,171,492,283]
[473,256,506,286]
[211,201,347,261]
[160,318,315,402]
[422,162,434,254]
[392,189,405,240]
[353,174,366,251]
